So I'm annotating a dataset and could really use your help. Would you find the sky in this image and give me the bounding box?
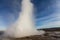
[0,0,60,30]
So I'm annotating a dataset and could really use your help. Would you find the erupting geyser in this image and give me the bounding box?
[4,0,45,38]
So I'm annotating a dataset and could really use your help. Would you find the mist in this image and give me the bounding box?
[4,0,45,38]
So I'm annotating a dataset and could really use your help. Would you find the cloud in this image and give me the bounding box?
[37,11,60,29]
[37,21,60,29]
[37,0,60,29]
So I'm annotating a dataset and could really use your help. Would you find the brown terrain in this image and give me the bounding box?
[0,27,60,40]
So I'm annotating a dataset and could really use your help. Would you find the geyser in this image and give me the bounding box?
[5,0,45,38]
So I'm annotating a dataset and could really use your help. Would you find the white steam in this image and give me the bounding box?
[4,0,45,38]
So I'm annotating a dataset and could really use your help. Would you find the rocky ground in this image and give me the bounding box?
[1,28,60,40]
[12,35,60,40]
[1,33,60,40]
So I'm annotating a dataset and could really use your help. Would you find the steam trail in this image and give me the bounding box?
[5,0,45,38]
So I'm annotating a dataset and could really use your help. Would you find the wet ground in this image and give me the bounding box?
[0,28,60,40]
[13,35,60,40]
[1,34,60,40]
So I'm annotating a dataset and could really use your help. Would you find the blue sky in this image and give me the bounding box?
[0,0,60,30]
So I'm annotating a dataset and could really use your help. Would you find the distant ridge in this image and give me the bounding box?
[38,27,60,31]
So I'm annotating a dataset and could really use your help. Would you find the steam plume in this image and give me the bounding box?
[5,0,45,38]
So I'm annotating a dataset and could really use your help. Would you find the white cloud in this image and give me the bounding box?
[37,0,60,29]
[37,21,60,29]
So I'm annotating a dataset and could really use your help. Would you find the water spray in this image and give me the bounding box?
[5,0,45,38]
